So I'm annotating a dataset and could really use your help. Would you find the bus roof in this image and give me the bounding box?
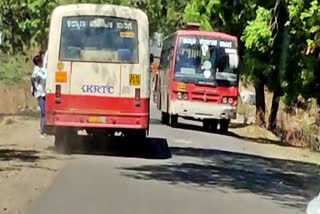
[51,4,148,22]
[168,30,237,42]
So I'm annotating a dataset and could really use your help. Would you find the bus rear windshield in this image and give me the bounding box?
[59,16,139,63]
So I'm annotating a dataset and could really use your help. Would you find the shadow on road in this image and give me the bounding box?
[0,149,40,162]
[120,147,320,210]
[0,148,66,172]
[151,118,287,147]
[65,135,172,160]
[0,110,40,120]
[228,132,287,147]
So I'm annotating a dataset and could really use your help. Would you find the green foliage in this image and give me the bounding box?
[283,0,320,105]
[184,0,222,31]
[0,0,58,54]
[0,54,24,85]
[241,7,273,54]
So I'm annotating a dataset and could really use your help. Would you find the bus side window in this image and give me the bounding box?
[159,50,168,70]
[159,35,176,71]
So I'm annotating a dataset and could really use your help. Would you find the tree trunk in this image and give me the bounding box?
[254,81,266,127]
[268,0,290,131]
[268,90,281,130]
[313,48,320,125]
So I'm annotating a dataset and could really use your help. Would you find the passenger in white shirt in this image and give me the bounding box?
[31,54,47,136]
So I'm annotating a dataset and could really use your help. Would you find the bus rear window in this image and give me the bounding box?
[59,16,139,63]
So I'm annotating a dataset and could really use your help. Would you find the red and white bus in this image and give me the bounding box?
[156,24,239,133]
[45,4,150,152]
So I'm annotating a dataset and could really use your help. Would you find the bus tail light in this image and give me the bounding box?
[177,92,188,100]
[183,93,189,100]
[222,97,228,104]
[56,85,61,104]
[135,88,141,107]
[222,97,236,105]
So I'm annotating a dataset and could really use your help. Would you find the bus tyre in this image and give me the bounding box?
[127,130,146,142]
[55,129,75,154]
[161,112,169,125]
[220,120,230,134]
[170,115,178,127]
[210,120,218,132]
[203,120,210,131]
[203,119,218,132]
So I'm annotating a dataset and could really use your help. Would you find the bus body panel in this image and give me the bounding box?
[170,101,236,120]
[46,94,149,129]
[157,30,239,121]
[69,63,121,97]
[170,80,238,120]
[46,4,149,130]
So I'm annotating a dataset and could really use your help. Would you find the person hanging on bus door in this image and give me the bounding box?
[31,55,47,137]
[39,50,48,70]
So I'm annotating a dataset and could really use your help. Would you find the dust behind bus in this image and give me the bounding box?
[45,4,150,153]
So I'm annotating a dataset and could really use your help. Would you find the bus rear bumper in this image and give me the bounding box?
[170,101,237,120]
[46,111,149,130]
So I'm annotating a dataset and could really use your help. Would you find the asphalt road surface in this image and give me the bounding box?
[28,104,319,214]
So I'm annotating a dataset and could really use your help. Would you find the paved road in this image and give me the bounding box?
[28,105,318,214]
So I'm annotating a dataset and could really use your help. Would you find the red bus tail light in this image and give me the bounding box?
[183,93,189,100]
[228,97,234,105]
[222,97,237,106]
[177,92,188,100]
[222,97,228,104]
[56,85,61,104]
[135,88,141,107]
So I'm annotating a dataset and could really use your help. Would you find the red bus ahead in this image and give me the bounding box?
[156,24,239,133]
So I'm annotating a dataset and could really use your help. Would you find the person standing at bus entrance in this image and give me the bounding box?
[31,54,47,137]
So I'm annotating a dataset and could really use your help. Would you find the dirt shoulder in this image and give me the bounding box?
[0,116,69,214]
[230,124,320,165]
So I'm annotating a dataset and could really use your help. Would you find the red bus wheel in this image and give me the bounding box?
[203,119,218,132]
[203,120,211,131]
[220,120,230,134]
[161,112,170,125]
[126,130,146,142]
[170,115,178,127]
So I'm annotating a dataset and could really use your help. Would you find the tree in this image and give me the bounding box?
[241,7,274,127]
[287,0,320,104]
[0,0,58,54]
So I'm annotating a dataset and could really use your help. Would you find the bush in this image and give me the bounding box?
[0,54,25,85]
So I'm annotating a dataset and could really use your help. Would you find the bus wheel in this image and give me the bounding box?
[203,120,211,131]
[161,112,169,125]
[170,115,178,127]
[210,120,218,132]
[203,119,218,132]
[220,120,230,134]
[126,130,146,142]
[55,128,75,154]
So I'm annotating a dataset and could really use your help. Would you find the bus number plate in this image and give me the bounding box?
[88,117,106,123]
[178,83,187,91]
[130,74,141,86]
